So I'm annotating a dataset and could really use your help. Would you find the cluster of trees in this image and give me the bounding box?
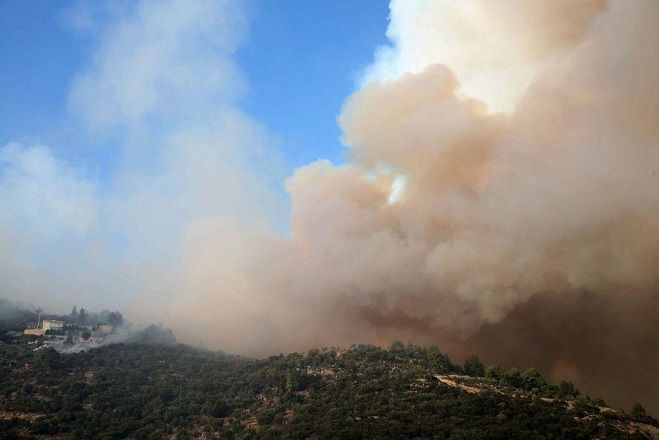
[457,355,585,401]
[69,305,123,327]
[0,341,655,439]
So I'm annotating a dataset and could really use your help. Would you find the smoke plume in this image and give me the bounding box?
[1,0,658,414]
[168,0,659,413]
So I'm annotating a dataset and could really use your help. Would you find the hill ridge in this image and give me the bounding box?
[1,341,657,439]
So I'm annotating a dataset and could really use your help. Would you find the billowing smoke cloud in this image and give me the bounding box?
[364,0,609,112]
[1,0,658,414]
[168,0,659,413]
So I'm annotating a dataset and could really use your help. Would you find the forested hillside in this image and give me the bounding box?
[1,340,657,439]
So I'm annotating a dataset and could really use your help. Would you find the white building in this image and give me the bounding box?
[42,320,65,331]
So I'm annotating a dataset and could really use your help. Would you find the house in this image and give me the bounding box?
[42,320,65,331]
[23,319,65,337]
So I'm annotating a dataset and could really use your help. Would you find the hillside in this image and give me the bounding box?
[1,340,657,439]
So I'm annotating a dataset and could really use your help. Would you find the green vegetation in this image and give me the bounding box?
[1,300,656,439]
[463,354,485,377]
[0,340,657,439]
[632,402,647,417]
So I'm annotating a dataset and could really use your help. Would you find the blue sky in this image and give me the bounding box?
[0,1,83,143]
[240,1,390,167]
[0,1,389,172]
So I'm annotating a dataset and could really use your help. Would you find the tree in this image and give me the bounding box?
[521,368,546,391]
[108,311,123,327]
[631,402,647,418]
[503,368,522,388]
[70,305,77,319]
[558,380,579,399]
[463,355,485,377]
[78,308,87,325]
[212,398,231,418]
[37,347,60,370]
[427,346,455,373]
[485,365,505,380]
[590,397,607,407]
[81,330,91,341]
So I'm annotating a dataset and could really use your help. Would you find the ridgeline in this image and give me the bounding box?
[1,301,657,439]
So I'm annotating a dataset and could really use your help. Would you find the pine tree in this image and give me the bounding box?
[631,402,647,418]
[464,354,485,377]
